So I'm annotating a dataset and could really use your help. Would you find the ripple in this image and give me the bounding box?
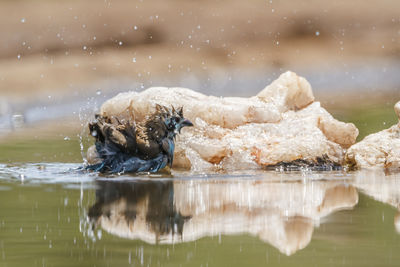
[0,163,96,186]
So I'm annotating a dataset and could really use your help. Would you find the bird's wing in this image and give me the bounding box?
[89,115,137,155]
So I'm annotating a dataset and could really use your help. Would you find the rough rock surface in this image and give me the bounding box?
[345,101,400,170]
[94,71,358,171]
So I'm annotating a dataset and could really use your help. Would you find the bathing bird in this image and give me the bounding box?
[86,104,193,174]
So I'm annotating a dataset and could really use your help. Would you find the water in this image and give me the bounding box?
[0,103,399,266]
[1,161,400,266]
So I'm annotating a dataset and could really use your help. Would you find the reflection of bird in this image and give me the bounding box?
[88,180,191,241]
[87,104,193,173]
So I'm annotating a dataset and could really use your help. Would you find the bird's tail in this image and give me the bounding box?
[86,152,168,174]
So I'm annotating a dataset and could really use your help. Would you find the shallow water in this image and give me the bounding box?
[1,103,399,266]
[1,161,400,267]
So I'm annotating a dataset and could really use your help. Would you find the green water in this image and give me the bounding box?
[0,105,399,267]
[1,166,400,267]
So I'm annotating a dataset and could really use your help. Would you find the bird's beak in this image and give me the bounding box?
[181,119,193,127]
[179,119,193,133]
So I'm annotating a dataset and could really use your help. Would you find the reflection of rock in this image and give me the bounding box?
[346,101,400,170]
[352,170,400,233]
[395,213,400,233]
[88,178,358,255]
[96,71,358,171]
[353,170,400,210]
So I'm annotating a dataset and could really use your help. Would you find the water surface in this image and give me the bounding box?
[1,161,400,267]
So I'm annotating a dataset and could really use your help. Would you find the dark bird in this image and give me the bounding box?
[86,104,193,174]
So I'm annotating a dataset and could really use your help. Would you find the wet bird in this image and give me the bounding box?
[86,104,193,174]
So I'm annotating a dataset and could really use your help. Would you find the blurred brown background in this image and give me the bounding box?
[0,0,400,136]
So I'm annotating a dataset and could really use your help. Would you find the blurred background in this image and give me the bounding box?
[0,0,399,162]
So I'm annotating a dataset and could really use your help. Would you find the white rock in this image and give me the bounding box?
[256,70,314,111]
[395,101,400,120]
[96,71,358,170]
[345,102,400,169]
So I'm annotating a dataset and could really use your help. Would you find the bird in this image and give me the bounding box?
[86,104,193,174]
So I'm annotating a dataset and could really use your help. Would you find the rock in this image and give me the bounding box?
[395,101,400,120]
[256,71,315,111]
[94,71,358,171]
[345,102,400,170]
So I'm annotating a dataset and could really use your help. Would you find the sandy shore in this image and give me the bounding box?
[1,0,399,101]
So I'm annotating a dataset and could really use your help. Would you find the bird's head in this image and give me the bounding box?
[155,104,193,134]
